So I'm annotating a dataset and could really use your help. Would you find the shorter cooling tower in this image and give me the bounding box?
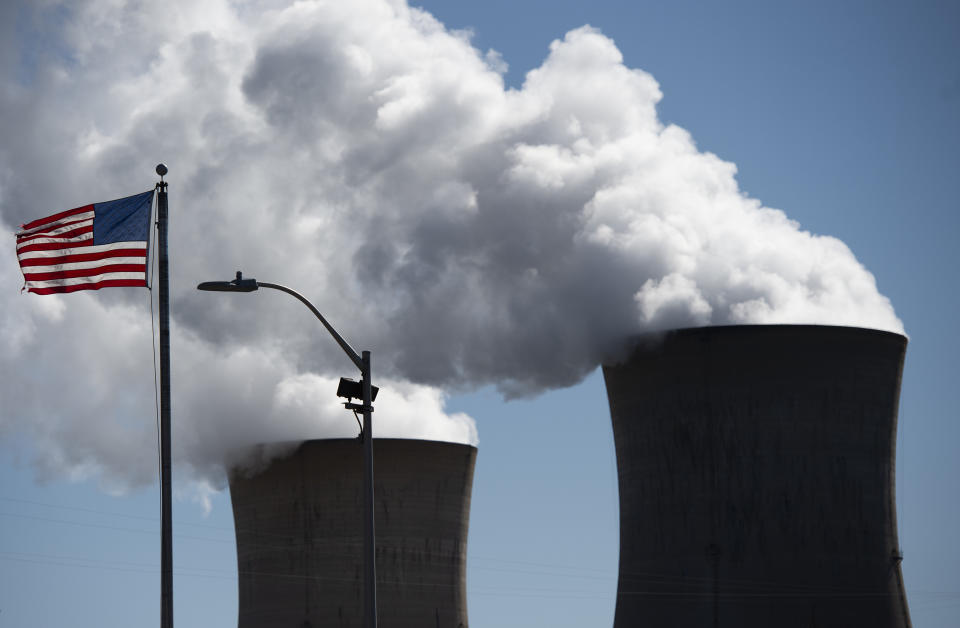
[229,438,476,628]
[603,325,911,628]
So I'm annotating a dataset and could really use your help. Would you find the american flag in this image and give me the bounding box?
[16,190,155,295]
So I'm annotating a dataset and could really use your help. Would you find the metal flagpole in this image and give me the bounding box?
[155,163,173,628]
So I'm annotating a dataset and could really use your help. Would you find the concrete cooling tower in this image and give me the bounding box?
[229,438,476,627]
[603,325,911,628]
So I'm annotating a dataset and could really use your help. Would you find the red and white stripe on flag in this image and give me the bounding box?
[16,190,155,295]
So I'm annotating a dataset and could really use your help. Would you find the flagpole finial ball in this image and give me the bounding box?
[156,163,168,177]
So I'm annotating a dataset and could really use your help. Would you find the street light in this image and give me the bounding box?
[197,271,378,628]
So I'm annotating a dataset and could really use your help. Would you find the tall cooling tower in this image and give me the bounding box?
[229,438,476,628]
[603,325,911,628]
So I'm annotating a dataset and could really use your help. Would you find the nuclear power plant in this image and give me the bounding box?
[227,325,910,628]
[229,438,476,627]
[602,324,911,627]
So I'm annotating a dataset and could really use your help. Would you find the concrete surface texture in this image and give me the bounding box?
[603,325,911,628]
[229,438,476,628]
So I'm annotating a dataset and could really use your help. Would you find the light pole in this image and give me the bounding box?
[198,271,378,628]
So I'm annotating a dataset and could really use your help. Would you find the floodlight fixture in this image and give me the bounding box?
[338,377,379,402]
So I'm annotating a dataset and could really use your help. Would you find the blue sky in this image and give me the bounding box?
[1,1,958,626]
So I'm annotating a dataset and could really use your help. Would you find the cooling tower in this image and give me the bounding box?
[603,325,911,628]
[229,438,476,628]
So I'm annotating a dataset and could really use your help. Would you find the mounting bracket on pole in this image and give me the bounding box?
[344,403,375,413]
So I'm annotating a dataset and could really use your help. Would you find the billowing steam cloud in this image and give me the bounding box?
[0,0,902,492]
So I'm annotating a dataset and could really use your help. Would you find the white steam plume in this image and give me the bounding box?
[0,0,901,491]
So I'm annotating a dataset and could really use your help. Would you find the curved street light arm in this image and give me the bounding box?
[256,281,363,372]
[197,271,378,626]
[257,282,378,626]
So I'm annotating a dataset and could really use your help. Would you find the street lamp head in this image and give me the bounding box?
[197,271,259,292]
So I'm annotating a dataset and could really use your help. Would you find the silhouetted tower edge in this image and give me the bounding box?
[603,324,911,628]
